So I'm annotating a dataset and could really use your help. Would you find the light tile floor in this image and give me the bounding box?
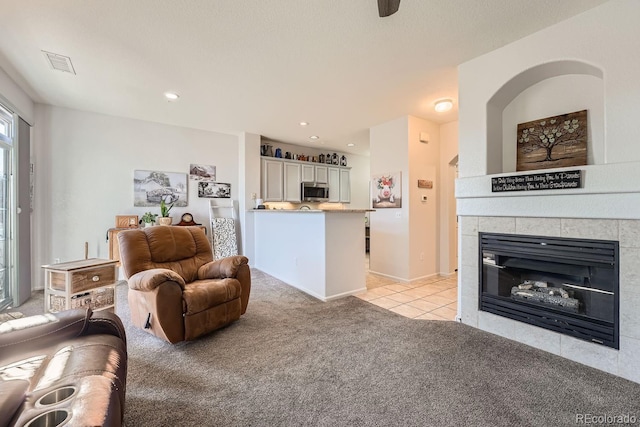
[356,256,458,321]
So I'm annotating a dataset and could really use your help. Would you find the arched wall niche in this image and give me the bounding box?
[485,60,603,175]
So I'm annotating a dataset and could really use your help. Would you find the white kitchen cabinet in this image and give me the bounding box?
[261,157,348,204]
[339,168,351,203]
[262,159,284,201]
[328,167,340,202]
[315,166,328,184]
[301,164,315,182]
[284,162,302,202]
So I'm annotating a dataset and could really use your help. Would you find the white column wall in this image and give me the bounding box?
[439,121,458,275]
[408,116,439,280]
[369,117,410,280]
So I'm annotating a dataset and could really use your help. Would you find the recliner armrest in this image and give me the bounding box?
[198,256,249,280]
[0,308,91,359]
[128,268,186,291]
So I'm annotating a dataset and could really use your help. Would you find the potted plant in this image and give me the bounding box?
[157,199,174,226]
[140,212,158,227]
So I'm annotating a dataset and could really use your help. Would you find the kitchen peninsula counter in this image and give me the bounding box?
[249,209,368,301]
[251,209,371,213]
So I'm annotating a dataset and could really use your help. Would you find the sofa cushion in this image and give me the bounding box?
[182,278,241,315]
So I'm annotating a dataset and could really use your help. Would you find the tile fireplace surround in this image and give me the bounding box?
[459,216,640,384]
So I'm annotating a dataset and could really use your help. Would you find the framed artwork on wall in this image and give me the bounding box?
[198,182,231,198]
[371,172,402,208]
[516,109,588,172]
[189,164,216,181]
[133,170,188,207]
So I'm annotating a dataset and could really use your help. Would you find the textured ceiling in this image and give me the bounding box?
[0,0,607,155]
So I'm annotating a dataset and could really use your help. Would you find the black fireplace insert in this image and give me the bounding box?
[479,232,619,349]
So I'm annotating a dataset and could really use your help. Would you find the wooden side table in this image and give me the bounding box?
[42,259,118,313]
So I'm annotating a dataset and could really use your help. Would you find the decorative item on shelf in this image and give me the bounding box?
[331,153,339,165]
[176,212,199,226]
[325,153,332,164]
[319,153,325,163]
[260,143,274,157]
[158,199,174,226]
[340,155,347,166]
[140,212,157,227]
[115,215,138,228]
[516,109,587,172]
[285,152,292,159]
[292,154,298,160]
[275,148,282,158]
[299,154,307,161]
[312,156,318,163]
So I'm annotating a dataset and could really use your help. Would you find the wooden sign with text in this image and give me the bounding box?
[491,170,582,193]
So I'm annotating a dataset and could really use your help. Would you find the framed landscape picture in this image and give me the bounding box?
[189,164,216,181]
[134,170,188,207]
[198,182,231,198]
[516,109,588,172]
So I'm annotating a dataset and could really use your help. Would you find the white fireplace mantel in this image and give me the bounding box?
[456,162,640,220]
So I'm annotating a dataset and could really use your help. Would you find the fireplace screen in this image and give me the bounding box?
[479,233,619,349]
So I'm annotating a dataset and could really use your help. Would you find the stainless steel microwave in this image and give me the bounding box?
[301,182,329,202]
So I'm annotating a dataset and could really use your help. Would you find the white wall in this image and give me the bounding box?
[408,116,439,280]
[369,116,409,280]
[502,74,604,172]
[239,132,261,264]
[369,115,446,281]
[32,104,240,288]
[458,0,640,178]
[0,66,34,124]
[439,121,458,275]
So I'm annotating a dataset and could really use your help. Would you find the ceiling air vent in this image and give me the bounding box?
[42,50,76,74]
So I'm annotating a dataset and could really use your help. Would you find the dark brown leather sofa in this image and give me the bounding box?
[117,226,251,343]
[0,308,127,427]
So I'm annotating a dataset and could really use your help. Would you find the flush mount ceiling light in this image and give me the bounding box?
[164,92,180,101]
[434,99,453,113]
[309,135,319,140]
[347,143,355,147]
[299,121,309,126]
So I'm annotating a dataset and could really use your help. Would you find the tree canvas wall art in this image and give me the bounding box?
[516,110,588,172]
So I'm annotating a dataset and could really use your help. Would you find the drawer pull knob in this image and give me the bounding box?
[92,275,100,282]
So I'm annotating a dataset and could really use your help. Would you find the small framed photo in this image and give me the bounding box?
[116,215,139,228]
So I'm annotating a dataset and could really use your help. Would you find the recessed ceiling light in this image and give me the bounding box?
[299,121,309,126]
[309,135,319,140]
[164,92,180,101]
[434,99,453,113]
[347,143,355,147]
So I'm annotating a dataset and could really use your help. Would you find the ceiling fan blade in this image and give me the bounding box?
[378,0,400,17]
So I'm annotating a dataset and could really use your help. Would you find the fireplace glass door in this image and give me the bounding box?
[479,233,619,348]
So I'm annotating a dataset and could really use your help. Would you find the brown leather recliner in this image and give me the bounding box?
[117,226,250,343]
